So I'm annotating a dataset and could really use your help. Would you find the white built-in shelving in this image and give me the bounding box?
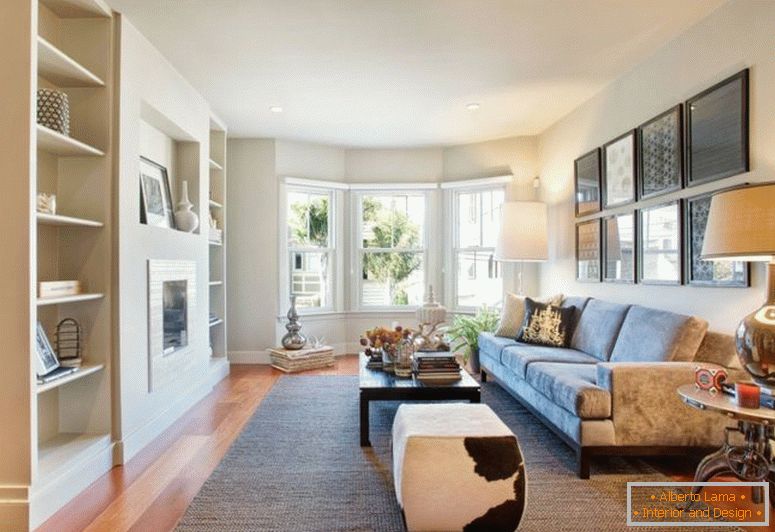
[28,0,116,526]
[208,117,228,359]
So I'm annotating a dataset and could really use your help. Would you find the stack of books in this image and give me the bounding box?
[364,350,383,369]
[209,313,222,325]
[268,345,335,373]
[413,352,461,382]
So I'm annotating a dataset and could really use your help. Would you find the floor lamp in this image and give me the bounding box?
[495,201,548,295]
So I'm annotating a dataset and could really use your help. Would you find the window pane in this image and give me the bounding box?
[287,190,329,247]
[457,189,505,248]
[457,192,480,248]
[361,252,424,306]
[455,251,502,308]
[361,194,424,248]
[290,251,328,308]
[481,189,505,248]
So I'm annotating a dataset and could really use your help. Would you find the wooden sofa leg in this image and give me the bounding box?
[480,369,487,383]
[577,449,590,479]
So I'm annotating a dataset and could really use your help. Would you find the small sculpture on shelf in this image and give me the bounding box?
[174,180,199,232]
[414,285,449,351]
[55,318,82,368]
[281,295,307,350]
[37,192,56,214]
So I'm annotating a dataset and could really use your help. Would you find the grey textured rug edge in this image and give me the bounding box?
[176,375,742,532]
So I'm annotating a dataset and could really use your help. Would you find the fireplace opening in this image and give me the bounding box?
[163,280,188,354]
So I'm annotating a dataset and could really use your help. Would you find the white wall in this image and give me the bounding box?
[116,16,218,460]
[537,0,774,331]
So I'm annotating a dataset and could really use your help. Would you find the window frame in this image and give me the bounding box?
[351,189,431,311]
[280,184,338,314]
[447,184,506,312]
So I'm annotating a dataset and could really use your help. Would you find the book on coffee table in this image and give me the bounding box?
[268,345,335,373]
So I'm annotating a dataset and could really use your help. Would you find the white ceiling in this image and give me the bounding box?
[109,0,725,147]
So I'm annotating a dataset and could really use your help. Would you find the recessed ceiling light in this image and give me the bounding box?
[270,106,283,113]
[466,103,480,111]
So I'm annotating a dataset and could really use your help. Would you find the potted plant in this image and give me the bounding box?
[447,306,500,374]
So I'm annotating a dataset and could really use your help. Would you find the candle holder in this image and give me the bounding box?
[735,382,760,409]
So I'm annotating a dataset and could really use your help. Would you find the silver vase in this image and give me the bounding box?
[281,295,306,350]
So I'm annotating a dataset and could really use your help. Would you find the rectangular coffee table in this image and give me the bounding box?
[359,355,480,446]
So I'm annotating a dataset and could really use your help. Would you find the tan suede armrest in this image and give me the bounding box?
[596,362,731,447]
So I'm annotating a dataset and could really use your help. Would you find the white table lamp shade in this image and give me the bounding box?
[702,184,775,262]
[495,201,548,262]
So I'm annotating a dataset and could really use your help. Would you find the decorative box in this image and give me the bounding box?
[37,88,70,135]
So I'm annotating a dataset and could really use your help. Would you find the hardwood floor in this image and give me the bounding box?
[39,357,770,531]
[38,359,358,532]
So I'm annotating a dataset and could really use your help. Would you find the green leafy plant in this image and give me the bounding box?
[447,306,500,362]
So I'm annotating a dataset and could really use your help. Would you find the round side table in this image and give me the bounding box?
[677,384,775,507]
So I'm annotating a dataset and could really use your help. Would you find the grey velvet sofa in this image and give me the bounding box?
[479,296,742,478]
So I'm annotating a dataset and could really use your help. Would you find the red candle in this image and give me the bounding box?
[735,382,760,409]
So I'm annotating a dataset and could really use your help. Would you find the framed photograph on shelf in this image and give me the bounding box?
[576,219,601,282]
[35,322,59,376]
[139,156,176,229]
[602,212,636,283]
[684,191,749,287]
[638,105,683,200]
[603,130,637,208]
[574,148,601,217]
[686,69,749,187]
[638,200,682,285]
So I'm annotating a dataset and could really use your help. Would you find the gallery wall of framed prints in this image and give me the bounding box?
[573,68,751,288]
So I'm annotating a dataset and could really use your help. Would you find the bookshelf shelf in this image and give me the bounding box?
[209,158,223,171]
[37,212,103,227]
[38,36,105,87]
[40,0,111,18]
[37,432,111,480]
[209,199,223,209]
[36,293,104,306]
[37,124,104,157]
[209,280,223,286]
[37,364,105,393]
[209,318,224,328]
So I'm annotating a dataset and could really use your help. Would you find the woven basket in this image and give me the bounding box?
[37,88,70,135]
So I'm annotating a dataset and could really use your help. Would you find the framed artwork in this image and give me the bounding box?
[576,219,601,282]
[684,191,749,287]
[603,130,637,208]
[686,69,749,186]
[638,200,682,285]
[574,148,601,216]
[139,156,176,229]
[638,105,683,200]
[35,322,59,376]
[603,212,636,284]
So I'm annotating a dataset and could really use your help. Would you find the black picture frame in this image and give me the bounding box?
[602,130,637,208]
[576,219,601,283]
[686,69,749,187]
[638,105,683,200]
[602,212,636,284]
[683,191,750,287]
[139,156,176,229]
[637,200,683,286]
[574,148,601,217]
[35,322,59,376]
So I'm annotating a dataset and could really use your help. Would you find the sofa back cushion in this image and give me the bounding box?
[609,305,708,363]
[570,299,630,361]
[692,331,741,369]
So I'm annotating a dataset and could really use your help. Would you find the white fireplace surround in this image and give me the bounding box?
[148,259,197,392]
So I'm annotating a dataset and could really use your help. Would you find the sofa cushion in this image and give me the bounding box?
[501,343,598,379]
[517,298,576,347]
[478,332,517,364]
[570,299,630,361]
[561,296,590,330]
[609,305,708,363]
[495,292,563,338]
[525,362,611,419]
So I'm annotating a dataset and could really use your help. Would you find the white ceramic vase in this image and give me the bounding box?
[174,180,199,232]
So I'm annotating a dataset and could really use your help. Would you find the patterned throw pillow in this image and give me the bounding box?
[494,293,564,338]
[516,298,576,348]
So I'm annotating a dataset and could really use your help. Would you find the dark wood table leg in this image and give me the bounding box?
[470,389,481,404]
[360,390,371,447]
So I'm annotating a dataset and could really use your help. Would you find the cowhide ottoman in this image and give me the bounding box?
[392,403,526,532]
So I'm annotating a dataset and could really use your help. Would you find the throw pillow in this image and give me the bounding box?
[517,298,576,348]
[495,293,564,338]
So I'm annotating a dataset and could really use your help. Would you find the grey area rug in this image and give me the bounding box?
[177,376,740,531]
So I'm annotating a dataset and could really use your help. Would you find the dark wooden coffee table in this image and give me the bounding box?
[359,355,481,446]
